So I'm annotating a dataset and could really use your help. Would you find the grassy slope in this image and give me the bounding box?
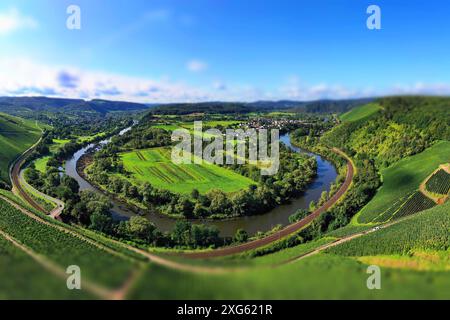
[120,147,255,194]
[356,141,450,223]
[0,113,41,182]
[129,202,450,299]
[339,103,382,122]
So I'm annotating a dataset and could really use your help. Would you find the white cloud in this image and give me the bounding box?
[1,58,450,103]
[187,59,208,73]
[0,8,37,35]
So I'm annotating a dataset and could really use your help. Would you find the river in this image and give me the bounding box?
[64,130,337,237]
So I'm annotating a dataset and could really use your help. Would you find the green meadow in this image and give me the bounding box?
[120,147,255,194]
[339,103,382,122]
[356,141,450,223]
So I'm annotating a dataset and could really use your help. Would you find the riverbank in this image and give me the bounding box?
[66,133,339,237]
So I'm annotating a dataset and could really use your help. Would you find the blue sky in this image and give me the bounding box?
[1,0,450,102]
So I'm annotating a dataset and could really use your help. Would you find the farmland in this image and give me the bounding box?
[119,147,255,194]
[356,141,450,223]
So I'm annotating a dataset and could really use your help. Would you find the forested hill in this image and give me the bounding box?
[147,98,373,115]
[0,97,150,118]
[321,96,450,168]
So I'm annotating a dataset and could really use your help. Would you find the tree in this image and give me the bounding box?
[171,220,192,246]
[126,216,156,242]
[61,175,80,194]
[289,209,309,223]
[234,229,248,243]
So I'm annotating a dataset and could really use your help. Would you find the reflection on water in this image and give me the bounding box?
[65,132,337,237]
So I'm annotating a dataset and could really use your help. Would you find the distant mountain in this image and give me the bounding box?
[149,98,374,115]
[0,97,151,118]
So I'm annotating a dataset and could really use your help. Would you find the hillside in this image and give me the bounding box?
[0,113,42,185]
[129,203,450,299]
[322,96,450,168]
[0,96,151,119]
[339,103,382,122]
[356,141,450,223]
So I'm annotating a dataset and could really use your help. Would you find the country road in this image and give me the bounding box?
[9,138,64,219]
[182,147,355,258]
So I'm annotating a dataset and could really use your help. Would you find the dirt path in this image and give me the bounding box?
[181,147,355,259]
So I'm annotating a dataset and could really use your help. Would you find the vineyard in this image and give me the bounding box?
[356,141,450,223]
[326,201,450,257]
[371,191,436,223]
[425,169,450,195]
[0,199,135,289]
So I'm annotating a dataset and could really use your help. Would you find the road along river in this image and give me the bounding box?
[64,132,338,237]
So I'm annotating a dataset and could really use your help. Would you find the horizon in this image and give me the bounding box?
[2,1,450,103]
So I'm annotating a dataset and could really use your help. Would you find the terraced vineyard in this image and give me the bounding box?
[120,147,255,194]
[425,169,450,195]
[391,191,436,220]
[371,191,436,223]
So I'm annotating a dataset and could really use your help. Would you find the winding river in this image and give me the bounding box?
[65,131,337,237]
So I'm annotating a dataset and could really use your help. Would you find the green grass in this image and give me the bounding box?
[120,147,255,194]
[339,103,382,122]
[0,113,41,182]
[356,141,450,223]
[33,156,51,173]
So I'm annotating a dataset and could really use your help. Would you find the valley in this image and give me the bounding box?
[0,95,448,299]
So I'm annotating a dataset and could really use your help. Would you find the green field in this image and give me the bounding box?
[339,103,382,122]
[356,141,450,223]
[120,147,255,194]
[0,113,41,183]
